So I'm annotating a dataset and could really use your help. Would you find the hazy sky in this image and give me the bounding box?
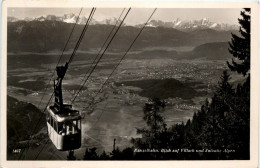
[8,8,242,25]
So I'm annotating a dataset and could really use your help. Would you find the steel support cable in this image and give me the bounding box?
[36,8,83,110]
[34,137,50,160]
[49,8,96,99]
[71,8,131,104]
[18,8,95,160]
[34,126,54,160]
[17,92,54,160]
[30,8,97,160]
[76,8,126,93]
[83,8,157,127]
[67,8,96,66]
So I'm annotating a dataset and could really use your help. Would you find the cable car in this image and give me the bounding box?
[46,62,81,151]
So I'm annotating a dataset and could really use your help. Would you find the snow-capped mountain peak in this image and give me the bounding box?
[144,18,238,31]
[201,17,210,25]
[210,23,218,28]
[35,16,46,22]
[63,13,77,23]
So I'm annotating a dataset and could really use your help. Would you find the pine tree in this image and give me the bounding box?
[142,98,165,134]
[99,151,110,160]
[132,98,166,149]
[227,8,250,76]
[226,8,250,159]
[215,70,234,113]
[83,148,98,160]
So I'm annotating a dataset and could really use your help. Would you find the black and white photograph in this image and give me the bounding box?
[1,1,259,167]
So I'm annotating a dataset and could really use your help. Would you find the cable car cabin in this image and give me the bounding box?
[46,104,81,151]
[46,62,81,151]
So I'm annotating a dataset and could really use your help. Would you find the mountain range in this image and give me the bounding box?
[7,19,238,53]
[7,14,238,31]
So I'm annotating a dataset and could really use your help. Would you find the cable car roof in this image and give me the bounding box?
[47,105,81,122]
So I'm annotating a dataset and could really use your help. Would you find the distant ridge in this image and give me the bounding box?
[8,15,238,31]
[185,42,232,60]
[7,21,238,53]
